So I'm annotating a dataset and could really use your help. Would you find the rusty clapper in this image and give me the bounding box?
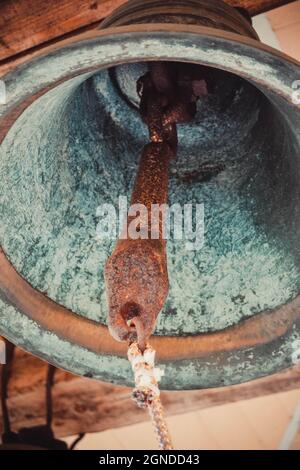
[105,62,208,349]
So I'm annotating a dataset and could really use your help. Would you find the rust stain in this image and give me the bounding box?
[105,62,208,348]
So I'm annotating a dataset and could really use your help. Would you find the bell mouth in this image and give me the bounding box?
[0,23,300,389]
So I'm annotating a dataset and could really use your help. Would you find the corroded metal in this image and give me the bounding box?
[105,61,208,347]
[128,342,173,450]
[105,140,172,347]
[1,248,300,388]
[105,62,176,347]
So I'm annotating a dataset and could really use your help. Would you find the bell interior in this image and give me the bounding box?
[1,60,300,337]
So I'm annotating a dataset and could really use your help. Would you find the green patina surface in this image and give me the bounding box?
[0,28,299,387]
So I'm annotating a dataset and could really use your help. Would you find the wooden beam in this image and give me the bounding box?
[0,0,296,64]
[1,348,300,437]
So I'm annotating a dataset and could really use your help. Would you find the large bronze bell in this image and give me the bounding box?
[0,0,300,389]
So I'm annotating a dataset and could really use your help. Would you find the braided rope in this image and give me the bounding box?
[148,397,173,450]
[128,343,173,450]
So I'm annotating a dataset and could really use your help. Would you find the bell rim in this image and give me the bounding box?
[0,23,300,388]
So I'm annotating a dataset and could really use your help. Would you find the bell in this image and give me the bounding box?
[0,0,300,390]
